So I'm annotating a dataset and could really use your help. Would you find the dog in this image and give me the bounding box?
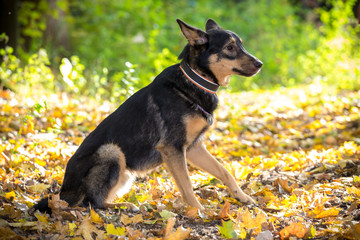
[32,19,262,213]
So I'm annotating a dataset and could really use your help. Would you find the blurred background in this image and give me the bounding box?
[1,0,359,102]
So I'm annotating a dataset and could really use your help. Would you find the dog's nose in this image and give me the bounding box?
[254,60,263,69]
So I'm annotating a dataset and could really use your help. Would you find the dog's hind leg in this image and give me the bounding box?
[157,144,204,210]
[187,143,256,205]
[82,144,137,211]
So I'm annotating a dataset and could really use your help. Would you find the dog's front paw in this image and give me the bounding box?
[236,194,256,206]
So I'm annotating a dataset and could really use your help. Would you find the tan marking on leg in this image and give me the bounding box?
[106,170,134,203]
[156,144,204,210]
[186,143,255,204]
[97,144,137,208]
[183,115,208,147]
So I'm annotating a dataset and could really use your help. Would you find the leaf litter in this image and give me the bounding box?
[0,85,360,239]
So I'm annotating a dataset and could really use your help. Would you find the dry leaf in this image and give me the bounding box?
[185,206,198,219]
[218,201,231,219]
[279,222,307,240]
[90,208,104,224]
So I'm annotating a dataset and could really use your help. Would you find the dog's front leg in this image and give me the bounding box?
[157,144,204,210]
[187,143,256,205]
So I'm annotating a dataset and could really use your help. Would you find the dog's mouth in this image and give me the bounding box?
[232,67,261,77]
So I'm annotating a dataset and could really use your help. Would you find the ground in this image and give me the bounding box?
[0,84,360,239]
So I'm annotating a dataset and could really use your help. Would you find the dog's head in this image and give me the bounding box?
[177,19,262,86]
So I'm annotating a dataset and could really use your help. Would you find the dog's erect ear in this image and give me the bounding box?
[177,19,208,46]
[205,19,222,32]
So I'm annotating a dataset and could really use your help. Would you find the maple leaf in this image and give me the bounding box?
[279,222,307,240]
[76,216,104,239]
[48,193,69,218]
[164,217,191,240]
[218,220,238,239]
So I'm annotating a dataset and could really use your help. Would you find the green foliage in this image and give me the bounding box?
[0,47,54,92]
[296,0,360,90]
[2,0,359,99]
[64,0,360,93]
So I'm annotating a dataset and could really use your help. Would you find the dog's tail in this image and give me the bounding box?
[30,197,52,214]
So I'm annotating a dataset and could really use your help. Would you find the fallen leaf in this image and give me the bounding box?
[218,220,237,239]
[185,206,198,219]
[279,222,307,240]
[105,223,125,236]
[121,214,143,225]
[346,222,360,240]
[255,230,273,240]
[48,193,69,218]
[0,205,21,219]
[347,186,360,198]
[76,216,104,240]
[159,209,177,220]
[164,226,191,240]
[164,217,176,237]
[4,191,16,201]
[314,207,340,219]
[90,208,104,224]
[218,200,231,219]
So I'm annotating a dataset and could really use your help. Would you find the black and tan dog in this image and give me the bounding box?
[33,19,262,213]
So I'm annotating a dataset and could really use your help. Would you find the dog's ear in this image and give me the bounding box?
[177,19,208,46]
[205,19,222,32]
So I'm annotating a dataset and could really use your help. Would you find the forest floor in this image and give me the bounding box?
[1,84,360,239]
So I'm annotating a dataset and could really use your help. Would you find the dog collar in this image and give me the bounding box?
[179,62,219,94]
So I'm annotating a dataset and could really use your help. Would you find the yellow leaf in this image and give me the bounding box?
[27,183,51,193]
[35,158,47,167]
[34,213,48,224]
[254,211,267,226]
[105,223,125,236]
[68,222,77,236]
[242,209,257,229]
[131,214,143,224]
[120,214,143,225]
[5,191,16,201]
[347,186,360,198]
[90,209,103,224]
[314,207,340,219]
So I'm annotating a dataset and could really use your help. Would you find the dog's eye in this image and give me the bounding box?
[226,45,234,51]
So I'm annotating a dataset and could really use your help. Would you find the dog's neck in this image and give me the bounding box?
[179,61,219,94]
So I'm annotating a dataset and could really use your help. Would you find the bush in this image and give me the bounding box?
[2,0,359,100]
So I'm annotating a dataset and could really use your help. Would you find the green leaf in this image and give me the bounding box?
[159,210,177,220]
[218,220,237,239]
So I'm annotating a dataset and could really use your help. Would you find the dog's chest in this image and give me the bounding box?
[183,115,209,146]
